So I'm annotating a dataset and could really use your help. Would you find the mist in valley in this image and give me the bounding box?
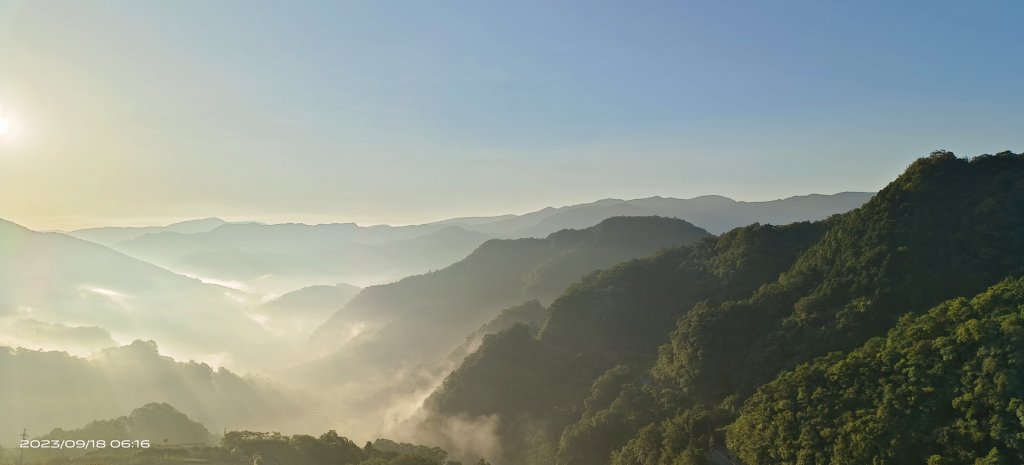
[3,2,1021,464]
[0,195,869,462]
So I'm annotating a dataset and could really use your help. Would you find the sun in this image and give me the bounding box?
[0,115,10,137]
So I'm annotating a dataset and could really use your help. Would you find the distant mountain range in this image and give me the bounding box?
[0,191,870,370]
[254,283,362,338]
[0,340,305,447]
[63,192,872,295]
[457,192,873,237]
[292,216,711,434]
[0,189,874,454]
[8,149,1024,465]
[67,217,229,246]
[0,219,277,367]
[90,222,497,295]
[412,151,1024,465]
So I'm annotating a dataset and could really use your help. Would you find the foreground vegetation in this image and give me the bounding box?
[9,430,490,465]
[418,151,1024,464]
[9,152,1023,465]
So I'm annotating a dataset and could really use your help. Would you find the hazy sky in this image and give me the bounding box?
[0,1,1021,230]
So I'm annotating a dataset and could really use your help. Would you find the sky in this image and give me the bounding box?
[0,0,1022,230]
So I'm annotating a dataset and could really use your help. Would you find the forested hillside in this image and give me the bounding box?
[310,216,712,355]
[22,417,482,465]
[0,220,272,366]
[417,151,1024,465]
[728,277,1024,464]
[8,2,1019,464]
[292,217,710,436]
[0,340,306,444]
[38,403,214,445]
[421,221,827,464]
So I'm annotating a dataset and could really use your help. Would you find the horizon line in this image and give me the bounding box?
[8,190,876,233]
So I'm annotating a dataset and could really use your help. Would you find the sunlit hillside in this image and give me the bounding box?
[2,2,1021,464]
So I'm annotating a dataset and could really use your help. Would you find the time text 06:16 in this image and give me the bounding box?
[20,439,151,450]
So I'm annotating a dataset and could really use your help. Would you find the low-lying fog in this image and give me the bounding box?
[0,193,871,461]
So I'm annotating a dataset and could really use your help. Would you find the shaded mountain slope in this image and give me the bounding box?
[254,283,362,337]
[259,283,362,319]
[417,151,1024,465]
[73,193,868,297]
[0,220,271,367]
[728,277,1024,465]
[0,341,305,447]
[308,216,712,358]
[38,402,214,445]
[292,217,710,435]
[444,300,549,372]
[420,221,826,465]
[656,151,1024,404]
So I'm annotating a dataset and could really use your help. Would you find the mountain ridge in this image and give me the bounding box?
[0,340,306,448]
[292,216,712,436]
[0,218,276,368]
[414,151,1024,465]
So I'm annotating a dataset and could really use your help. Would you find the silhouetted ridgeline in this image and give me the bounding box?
[8,151,1013,465]
[416,151,1024,465]
[17,408,484,465]
[502,192,872,237]
[0,340,305,445]
[0,221,273,367]
[729,277,1024,464]
[38,402,214,445]
[68,217,227,246]
[64,192,871,296]
[292,217,711,434]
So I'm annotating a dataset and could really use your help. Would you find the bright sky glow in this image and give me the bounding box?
[0,0,1021,230]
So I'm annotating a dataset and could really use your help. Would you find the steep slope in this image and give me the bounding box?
[0,220,273,367]
[0,341,305,447]
[38,402,214,445]
[655,151,1024,404]
[608,151,1024,465]
[728,277,1024,465]
[254,283,362,337]
[419,221,826,465]
[295,217,711,434]
[19,403,215,464]
[259,283,362,318]
[80,194,868,297]
[309,216,711,356]
[418,151,1024,465]
[444,300,549,370]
